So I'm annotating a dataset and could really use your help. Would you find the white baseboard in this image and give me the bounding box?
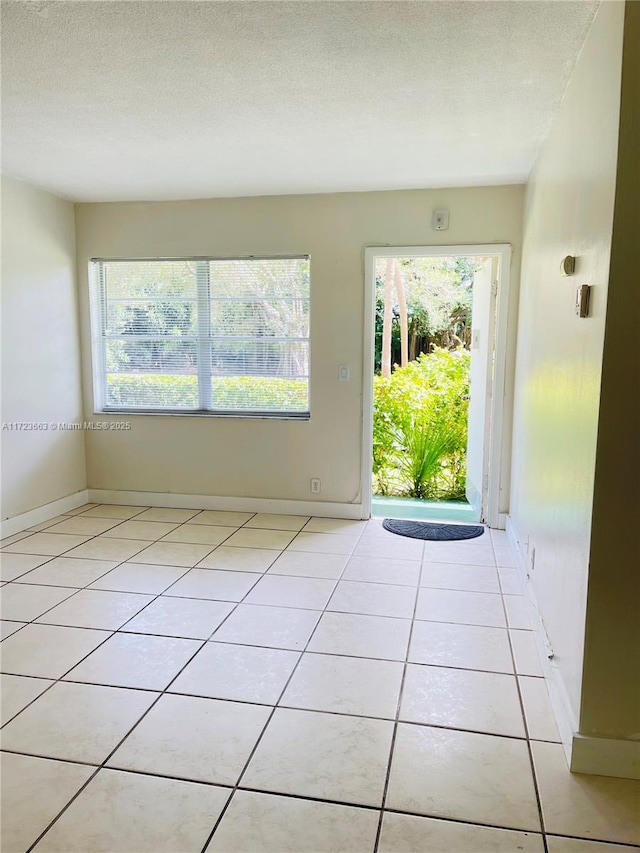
[1,490,90,538]
[506,515,579,763]
[88,489,366,520]
[571,734,640,780]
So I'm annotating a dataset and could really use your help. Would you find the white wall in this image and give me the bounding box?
[509,0,625,733]
[1,175,86,518]
[580,0,640,747]
[74,185,524,510]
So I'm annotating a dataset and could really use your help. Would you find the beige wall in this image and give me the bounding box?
[74,185,524,506]
[1,175,86,518]
[510,0,625,731]
[581,1,640,742]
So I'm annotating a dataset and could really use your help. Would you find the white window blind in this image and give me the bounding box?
[89,257,310,417]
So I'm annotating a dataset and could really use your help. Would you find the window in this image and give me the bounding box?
[89,257,310,417]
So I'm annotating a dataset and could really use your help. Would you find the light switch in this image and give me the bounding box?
[338,364,350,382]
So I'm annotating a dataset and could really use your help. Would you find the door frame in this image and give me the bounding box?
[361,244,512,528]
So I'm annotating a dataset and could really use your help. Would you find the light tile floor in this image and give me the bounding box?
[1,506,639,853]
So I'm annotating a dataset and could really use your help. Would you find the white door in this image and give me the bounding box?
[465,256,497,521]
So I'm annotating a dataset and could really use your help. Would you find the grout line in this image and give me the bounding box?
[20,547,273,852]
[372,546,424,853]
[197,520,369,852]
[499,586,549,850]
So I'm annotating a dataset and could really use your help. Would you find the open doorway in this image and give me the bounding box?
[362,245,511,528]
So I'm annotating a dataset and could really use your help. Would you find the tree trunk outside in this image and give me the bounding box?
[394,260,409,368]
[381,258,394,377]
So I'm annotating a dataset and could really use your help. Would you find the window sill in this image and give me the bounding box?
[96,408,310,421]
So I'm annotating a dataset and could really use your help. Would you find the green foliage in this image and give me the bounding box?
[375,256,482,370]
[373,347,470,500]
[106,374,307,411]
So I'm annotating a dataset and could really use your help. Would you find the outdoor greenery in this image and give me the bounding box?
[373,347,471,500]
[106,373,307,410]
[373,253,480,500]
[375,256,479,372]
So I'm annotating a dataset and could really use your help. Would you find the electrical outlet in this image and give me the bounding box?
[310,478,321,494]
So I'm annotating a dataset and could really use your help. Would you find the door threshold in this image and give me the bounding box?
[372,496,478,523]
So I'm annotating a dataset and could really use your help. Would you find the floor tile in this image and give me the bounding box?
[206,790,379,853]
[26,516,75,532]
[45,517,122,536]
[108,694,270,785]
[519,676,561,741]
[0,552,52,581]
[494,544,518,568]
[342,555,420,586]
[499,567,526,595]
[409,620,513,672]
[1,623,109,678]
[421,538,495,566]
[187,509,255,526]
[328,580,416,618]
[353,536,424,561]
[1,583,78,621]
[166,568,259,601]
[400,664,525,737]
[1,680,157,764]
[224,528,296,550]
[129,541,214,567]
[0,752,93,853]
[170,642,299,704]
[212,604,320,650]
[281,652,404,718]
[244,574,336,610]
[386,723,541,831]
[196,546,278,572]
[89,561,189,594]
[531,741,640,846]
[0,674,54,724]
[123,596,234,639]
[309,611,412,661]
[303,517,369,535]
[267,550,348,579]
[3,528,47,542]
[287,531,357,555]
[36,589,153,630]
[546,837,640,852]
[504,594,534,629]
[64,503,100,515]
[134,507,201,523]
[420,561,501,593]
[245,513,310,531]
[415,587,506,628]
[242,707,393,807]
[33,768,230,853]
[16,556,119,588]
[79,504,147,519]
[3,532,92,556]
[160,524,237,546]
[65,632,201,690]
[100,520,180,540]
[378,812,544,853]
[0,619,25,639]
[510,629,545,675]
[64,537,153,562]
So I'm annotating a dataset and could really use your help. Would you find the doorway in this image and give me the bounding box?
[362,245,512,528]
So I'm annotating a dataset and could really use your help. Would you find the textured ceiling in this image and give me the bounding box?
[1,0,598,202]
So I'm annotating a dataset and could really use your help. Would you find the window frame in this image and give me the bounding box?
[88,255,311,420]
